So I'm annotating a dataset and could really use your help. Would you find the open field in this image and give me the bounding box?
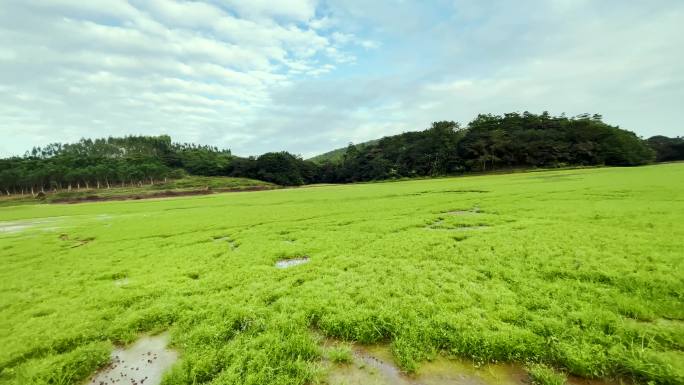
[0,164,682,385]
[0,176,276,206]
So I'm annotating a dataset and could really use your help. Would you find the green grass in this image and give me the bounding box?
[528,363,567,385]
[0,175,275,206]
[327,344,354,364]
[1,164,683,385]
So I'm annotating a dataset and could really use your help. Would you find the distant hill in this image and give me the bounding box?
[308,140,379,164]
[2,112,677,194]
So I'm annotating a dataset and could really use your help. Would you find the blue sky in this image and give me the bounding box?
[0,0,682,158]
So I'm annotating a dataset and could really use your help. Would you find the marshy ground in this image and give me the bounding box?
[0,164,682,385]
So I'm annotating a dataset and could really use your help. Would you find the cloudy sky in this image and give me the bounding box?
[0,1,682,158]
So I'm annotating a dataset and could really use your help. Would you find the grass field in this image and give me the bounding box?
[0,175,275,206]
[0,164,682,385]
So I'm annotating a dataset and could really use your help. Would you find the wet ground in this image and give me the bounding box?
[327,344,526,385]
[0,222,32,233]
[0,217,63,235]
[0,218,60,234]
[275,256,310,268]
[85,333,177,385]
[326,343,622,385]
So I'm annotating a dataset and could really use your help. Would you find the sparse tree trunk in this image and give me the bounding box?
[97,180,101,189]
[77,182,80,190]
[85,181,89,189]
[31,186,35,197]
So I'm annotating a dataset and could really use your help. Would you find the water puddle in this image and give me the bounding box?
[326,343,620,385]
[0,218,64,234]
[327,344,525,385]
[275,257,310,268]
[85,333,177,385]
[0,222,32,233]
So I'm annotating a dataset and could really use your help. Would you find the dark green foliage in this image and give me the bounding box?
[316,112,655,183]
[647,136,684,162]
[325,121,465,182]
[308,139,379,164]
[0,136,178,195]
[173,145,231,176]
[0,112,664,194]
[255,152,307,186]
[459,112,654,170]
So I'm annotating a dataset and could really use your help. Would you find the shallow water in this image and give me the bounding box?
[0,218,63,234]
[0,222,32,233]
[275,257,309,268]
[328,345,524,385]
[85,333,177,385]
[327,344,620,385]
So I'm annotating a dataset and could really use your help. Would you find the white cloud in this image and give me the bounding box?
[0,0,346,155]
[217,0,318,22]
[0,0,682,159]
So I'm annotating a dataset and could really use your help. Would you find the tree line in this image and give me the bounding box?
[321,112,664,182]
[1,112,681,195]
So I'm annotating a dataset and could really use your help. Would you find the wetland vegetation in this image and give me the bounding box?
[0,163,682,385]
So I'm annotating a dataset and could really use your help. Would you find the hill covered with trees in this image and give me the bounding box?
[321,112,660,182]
[308,139,378,164]
[0,112,679,196]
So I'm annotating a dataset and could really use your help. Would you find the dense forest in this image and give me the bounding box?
[1,112,681,194]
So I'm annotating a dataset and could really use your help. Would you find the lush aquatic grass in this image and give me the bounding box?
[528,363,567,385]
[0,164,683,385]
[326,343,354,365]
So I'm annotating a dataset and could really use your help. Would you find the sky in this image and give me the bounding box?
[0,0,682,158]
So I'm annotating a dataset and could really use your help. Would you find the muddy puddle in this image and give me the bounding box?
[326,344,619,385]
[275,257,310,268]
[327,344,524,385]
[85,333,177,385]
